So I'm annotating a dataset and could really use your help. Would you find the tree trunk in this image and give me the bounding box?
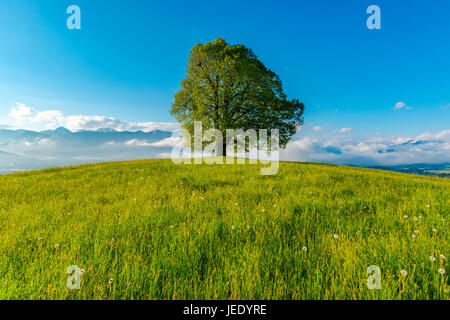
[216,142,227,157]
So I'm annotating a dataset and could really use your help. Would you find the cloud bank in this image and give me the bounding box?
[282,129,450,166]
[8,103,179,132]
[1,103,449,172]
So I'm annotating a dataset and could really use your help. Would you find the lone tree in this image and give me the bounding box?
[170,38,304,156]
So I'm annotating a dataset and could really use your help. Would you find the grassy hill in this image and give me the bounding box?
[0,159,448,299]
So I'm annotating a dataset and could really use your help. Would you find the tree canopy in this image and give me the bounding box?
[170,38,304,155]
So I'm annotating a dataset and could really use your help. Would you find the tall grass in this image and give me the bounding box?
[0,159,448,299]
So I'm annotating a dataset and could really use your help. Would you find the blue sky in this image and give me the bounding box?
[0,0,449,168]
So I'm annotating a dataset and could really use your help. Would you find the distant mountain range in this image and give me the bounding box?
[0,127,173,173]
[0,127,171,146]
[1,127,449,177]
[369,163,450,178]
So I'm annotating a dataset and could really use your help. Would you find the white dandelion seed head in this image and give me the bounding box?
[400,270,408,276]
[54,244,60,249]
[231,225,235,230]
[261,209,265,213]
[432,228,437,232]
[429,256,436,262]
[302,247,308,252]
[333,234,339,239]
[414,230,419,234]
[413,217,418,221]
[438,268,446,275]
[403,215,408,219]
[440,254,446,260]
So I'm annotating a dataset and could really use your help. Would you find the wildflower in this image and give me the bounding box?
[231,225,235,230]
[261,209,265,213]
[419,216,422,219]
[273,204,277,208]
[37,237,42,241]
[302,246,308,252]
[440,254,446,260]
[333,234,339,239]
[400,270,408,276]
[55,244,60,249]
[432,228,437,232]
[414,230,419,234]
[412,234,416,239]
[108,278,114,284]
[413,217,418,221]
[438,268,446,275]
[429,256,436,262]
[403,215,408,219]
[80,269,85,275]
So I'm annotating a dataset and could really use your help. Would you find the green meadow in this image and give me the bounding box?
[0,159,448,299]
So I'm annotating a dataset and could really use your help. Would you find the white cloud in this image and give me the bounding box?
[147,136,184,147]
[281,129,450,166]
[394,101,413,110]
[64,115,178,132]
[121,137,184,148]
[312,126,323,132]
[394,102,406,110]
[8,103,178,132]
[331,128,354,134]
